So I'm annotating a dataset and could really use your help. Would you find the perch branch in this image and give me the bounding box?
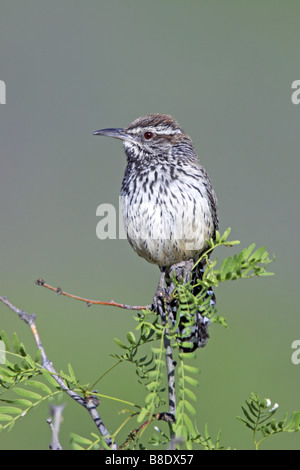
[35,278,151,311]
[35,275,177,448]
[47,404,65,450]
[156,297,176,448]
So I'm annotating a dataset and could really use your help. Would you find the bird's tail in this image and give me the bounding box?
[168,260,216,352]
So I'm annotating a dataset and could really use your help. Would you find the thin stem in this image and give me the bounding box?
[89,359,122,391]
[35,278,150,311]
[47,404,65,450]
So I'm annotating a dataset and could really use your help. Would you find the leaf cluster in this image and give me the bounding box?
[111,310,163,383]
[0,331,63,431]
[173,352,199,449]
[237,393,300,449]
[112,312,168,430]
[0,229,283,450]
[203,228,274,285]
[174,228,275,331]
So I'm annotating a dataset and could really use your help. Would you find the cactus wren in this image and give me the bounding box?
[94,114,218,350]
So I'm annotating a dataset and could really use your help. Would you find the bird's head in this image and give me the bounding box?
[94,114,195,161]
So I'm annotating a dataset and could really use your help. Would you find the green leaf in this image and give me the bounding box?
[1,398,32,407]
[151,347,164,355]
[184,375,199,387]
[225,240,240,246]
[175,423,188,441]
[147,370,160,379]
[0,331,9,351]
[12,333,20,354]
[23,354,35,368]
[153,358,165,368]
[14,388,42,400]
[28,380,52,395]
[34,348,42,364]
[284,411,300,432]
[237,416,255,430]
[0,406,22,415]
[242,243,256,261]
[184,388,197,402]
[248,246,267,262]
[137,407,148,423]
[258,272,274,277]
[18,343,27,357]
[183,400,196,415]
[183,364,199,374]
[68,364,76,382]
[223,256,233,274]
[126,332,136,345]
[214,231,221,243]
[220,227,231,242]
[0,366,16,378]
[113,338,127,350]
[0,413,13,422]
[179,351,196,360]
[70,432,93,446]
[145,391,156,404]
[241,405,256,424]
[70,442,85,450]
[183,412,196,434]
[145,381,159,392]
[40,369,60,389]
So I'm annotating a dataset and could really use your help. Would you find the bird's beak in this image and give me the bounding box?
[93,128,134,142]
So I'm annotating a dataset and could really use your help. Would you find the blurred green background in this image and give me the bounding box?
[0,0,299,450]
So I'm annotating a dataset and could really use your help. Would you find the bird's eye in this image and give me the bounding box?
[144,131,153,140]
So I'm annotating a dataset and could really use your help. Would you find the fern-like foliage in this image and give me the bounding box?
[237,393,300,449]
[1,228,291,450]
[0,331,62,431]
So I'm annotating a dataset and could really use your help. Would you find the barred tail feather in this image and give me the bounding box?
[168,260,216,352]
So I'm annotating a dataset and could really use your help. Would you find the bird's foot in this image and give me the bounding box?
[152,286,168,313]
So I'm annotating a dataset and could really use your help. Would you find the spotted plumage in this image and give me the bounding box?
[94,114,218,351]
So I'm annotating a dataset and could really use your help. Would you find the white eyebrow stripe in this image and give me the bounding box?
[128,126,182,135]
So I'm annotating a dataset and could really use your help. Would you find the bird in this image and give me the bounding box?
[94,114,218,351]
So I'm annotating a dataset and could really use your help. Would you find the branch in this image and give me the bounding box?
[120,412,175,449]
[35,276,178,448]
[0,296,117,449]
[35,278,151,311]
[47,404,65,450]
[156,299,176,447]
